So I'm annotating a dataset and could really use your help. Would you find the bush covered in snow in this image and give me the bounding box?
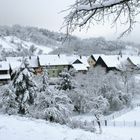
[67,67,132,116]
[30,88,73,124]
[0,66,73,124]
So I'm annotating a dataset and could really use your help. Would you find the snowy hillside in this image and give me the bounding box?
[1,25,140,56]
[0,36,54,56]
[122,45,139,55]
[0,114,123,140]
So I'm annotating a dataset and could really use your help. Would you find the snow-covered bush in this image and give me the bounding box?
[30,88,73,124]
[67,67,132,115]
[67,89,109,115]
[68,119,96,132]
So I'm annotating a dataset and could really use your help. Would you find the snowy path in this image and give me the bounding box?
[0,114,122,140]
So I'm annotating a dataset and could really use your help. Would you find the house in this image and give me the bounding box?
[77,56,90,68]
[0,61,11,84]
[127,56,140,71]
[66,55,89,73]
[95,55,124,72]
[6,56,40,76]
[88,54,102,67]
[38,55,71,77]
[71,63,88,74]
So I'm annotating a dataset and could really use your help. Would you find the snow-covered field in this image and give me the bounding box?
[0,114,123,140]
[104,127,140,140]
[114,107,140,122]
[1,107,140,140]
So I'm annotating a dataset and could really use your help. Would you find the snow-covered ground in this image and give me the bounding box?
[104,127,140,140]
[0,114,122,140]
[114,107,140,122]
[71,106,140,140]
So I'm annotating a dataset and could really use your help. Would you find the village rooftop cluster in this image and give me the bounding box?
[0,54,140,84]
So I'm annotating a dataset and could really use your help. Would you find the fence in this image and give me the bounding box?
[99,120,140,127]
[69,104,140,132]
[103,104,140,121]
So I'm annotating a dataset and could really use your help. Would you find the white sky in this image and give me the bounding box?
[0,0,140,43]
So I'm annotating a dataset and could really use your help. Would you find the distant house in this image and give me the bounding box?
[0,61,11,84]
[95,55,122,72]
[77,56,90,68]
[71,63,88,74]
[127,56,140,71]
[66,55,89,73]
[6,56,40,77]
[38,55,71,77]
[88,54,102,67]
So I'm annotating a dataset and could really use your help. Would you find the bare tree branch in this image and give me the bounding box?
[64,0,140,37]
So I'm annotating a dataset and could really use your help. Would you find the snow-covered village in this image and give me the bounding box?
[1,0,140,140]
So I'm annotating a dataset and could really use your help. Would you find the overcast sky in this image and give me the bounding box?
[0,0,140,43]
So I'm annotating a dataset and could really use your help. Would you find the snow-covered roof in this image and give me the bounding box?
[99,55,128,68]
[128,56,140,66]
[72,64,88,71]
[0,74,11,80]
[39,55,70,66]
[6,56,39,69]
[0,61,10,70]
[27,56,39,68]
[6,57,23,70]
[78,56,90,67]
[91,54,104,61]
[64,55,89,67]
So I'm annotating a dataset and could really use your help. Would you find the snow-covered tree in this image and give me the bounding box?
[40,68,49,92]
[13,58,37,114]
[68,67,132,114]
[30,88,73,124]
[58,69,74,91]
[65,0,139,36]
[0,83,19,115]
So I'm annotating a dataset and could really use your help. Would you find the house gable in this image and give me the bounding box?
[73,59,82,64]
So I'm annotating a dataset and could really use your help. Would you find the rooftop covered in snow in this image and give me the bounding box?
[38,55,70,66]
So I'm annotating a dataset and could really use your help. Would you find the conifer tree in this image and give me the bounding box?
[13,58,37,114]
[58,69,74,91]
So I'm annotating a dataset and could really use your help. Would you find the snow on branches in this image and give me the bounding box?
[12,58,37,114]
[64,0,140,36]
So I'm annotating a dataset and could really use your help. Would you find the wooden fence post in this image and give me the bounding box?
[113,121,115,127]
[134,120,136,127]
[105,120,107,126]
[123,120,125,127]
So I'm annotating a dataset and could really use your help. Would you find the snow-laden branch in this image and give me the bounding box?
[64,0,140,37]
[77,0,129,11]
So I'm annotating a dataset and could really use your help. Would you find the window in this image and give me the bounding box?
[0,70,8,74]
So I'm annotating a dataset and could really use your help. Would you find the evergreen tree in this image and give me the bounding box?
[13,58,37,114]
[58,69,74,91]
[40,68,49,92]
[0,83,18,115]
